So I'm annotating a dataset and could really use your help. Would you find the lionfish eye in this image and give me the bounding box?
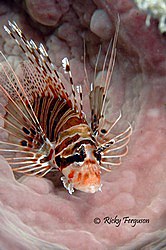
[72,145,86,163]
[110,139,115,144]
[100,129,107,134]
[74,153,85,163]
[80,145,86,157]
[94,150,101,162]
[76,145,86,157]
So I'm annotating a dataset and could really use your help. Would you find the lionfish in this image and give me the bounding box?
[0,18,132,194]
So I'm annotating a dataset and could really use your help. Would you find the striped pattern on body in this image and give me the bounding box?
[32,94,96,169]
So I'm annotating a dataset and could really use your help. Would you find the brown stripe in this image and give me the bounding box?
[50,101,70,141]
[53,109,75,137]
[57,123,91,143]
[54,133,80,155]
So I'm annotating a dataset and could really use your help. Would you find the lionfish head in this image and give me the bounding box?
[61,145,102,194]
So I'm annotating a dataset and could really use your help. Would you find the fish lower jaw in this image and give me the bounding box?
[61,176,74,194]
[61,176,103,194]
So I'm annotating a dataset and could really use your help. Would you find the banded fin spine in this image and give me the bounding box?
[4,21,71,105]
[89,15,132,172]
[0,52,56,177]
[89,16,120,134]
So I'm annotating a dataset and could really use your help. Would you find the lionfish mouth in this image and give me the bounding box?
[60,154,102,194]
[75,184,103,193]
[61,176,102,194]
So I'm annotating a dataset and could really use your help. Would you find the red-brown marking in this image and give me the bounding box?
[68,170,75,179]
[83,172,89,182]
[48,149,54,161]
[77,172,82,182]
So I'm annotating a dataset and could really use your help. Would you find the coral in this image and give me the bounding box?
[134,0,166,33]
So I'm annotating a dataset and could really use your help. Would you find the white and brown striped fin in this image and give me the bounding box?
[0,53,55,176]
[89,85,105,133]
[95,116,132,171]
[62,57,79,112]
[76,85,85,120]
[89,16,120,134]
[4,21,86,118]
[4,21,72,107]
[88,16,132,171]
[61,57,87,120]
[0,53,42,132]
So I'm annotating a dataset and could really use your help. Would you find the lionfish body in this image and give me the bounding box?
[0,19,132,194]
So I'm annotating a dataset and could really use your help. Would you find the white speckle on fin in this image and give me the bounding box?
[39,43,48,57]
[29,39,37,49]
[3,25,11,34]
[62,57,69,73]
